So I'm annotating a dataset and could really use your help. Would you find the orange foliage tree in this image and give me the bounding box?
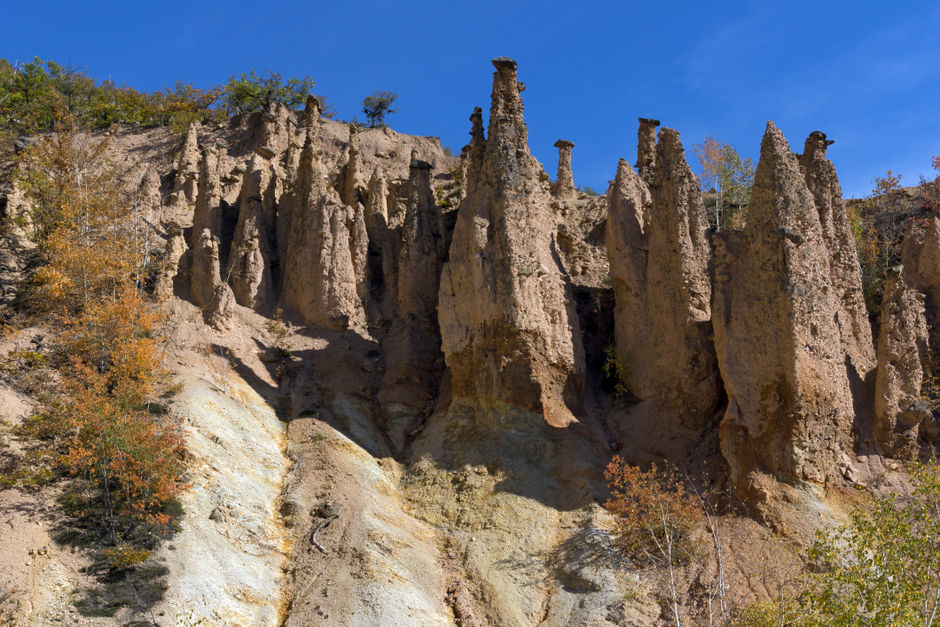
[17,112,185,553]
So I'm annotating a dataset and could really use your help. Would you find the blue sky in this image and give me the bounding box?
[4,0,939,197]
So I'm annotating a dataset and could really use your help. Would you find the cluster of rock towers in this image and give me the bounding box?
[162,57,940,513]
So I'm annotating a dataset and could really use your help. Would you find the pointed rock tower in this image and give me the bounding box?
[281,96,365,330]
[800,131,875,375]
[438,58,584,419]
[712,122,856,512]
[227,155,274,310]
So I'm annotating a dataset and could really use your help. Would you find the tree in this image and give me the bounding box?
[802,460,940,625]
[223,70,315,115]
[17,116,153,310]
[362,91,398,128]
[694,137,754,231]
[605,457,704,626]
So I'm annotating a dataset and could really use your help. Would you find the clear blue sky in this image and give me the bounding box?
[4,0,939,198]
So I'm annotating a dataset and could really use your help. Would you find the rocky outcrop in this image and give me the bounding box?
[172,121,201,209]
[342,124,367,208]
[713,122,855,509]
[227,155,274,310]
[190,146,223,252]
[902,216,940,347]
[257,102,293,158]
[636,117,660,186]
[605,158,650,386]
[606,126,718,427]
[553,139,575,198]
[281,97,365,330]
[379,159,446,450]
[800,132,875,375]
[874,269,930,458]
[438,58,584,418]
[192,229,236,330]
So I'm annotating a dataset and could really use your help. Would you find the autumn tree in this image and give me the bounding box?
[17,117,152,310]
[362,90,398,128]
[695,137,754,231]
[605,457,707,626]
[15,111,185,565]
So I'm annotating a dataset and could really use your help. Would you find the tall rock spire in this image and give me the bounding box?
[227,154,274,310]
[800,131,875,374]
[636,117,660,186]
[171,121,201,209]
[438,57,585,419]
[712,122,856,515]
[606,125,719,428]
[281,96,365,330]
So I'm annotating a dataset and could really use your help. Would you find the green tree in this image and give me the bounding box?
[803,460,940,626]
[695,137,754,231]
[223,70,315,115]
[362,91,398,128]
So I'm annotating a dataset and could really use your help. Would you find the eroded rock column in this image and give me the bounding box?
[553,139,575,198]
[438,57,585,419]
[800,131,875,375]
[712,122,856,508]
[281,97,365,330]
[875,268,930,458]
[636,117,660,186]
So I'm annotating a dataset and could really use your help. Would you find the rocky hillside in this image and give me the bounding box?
[1,56,938,625]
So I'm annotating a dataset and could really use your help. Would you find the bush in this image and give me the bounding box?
[604,457,703,565]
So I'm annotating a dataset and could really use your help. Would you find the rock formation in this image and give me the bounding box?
[874,268,930,458]
[606,126,719,427]
[192,229,236,330]
[258,102,293,158]
[902,216,940,347]
[190,146,225,308]
[227,155,274,310]
[636,117,660,186]
[438,57,585,418]
[281,97,365,330]
[171,121,201,209]
[712,122,856,509]
[379,159,446,450]
[605,158,651,386]
[553,139,575,198]
[343,128,370,309]
[342,124,367,208]
[800,131,875,375]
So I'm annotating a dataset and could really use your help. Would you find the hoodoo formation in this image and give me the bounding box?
[438,57,585,419]
[1,52,938,626]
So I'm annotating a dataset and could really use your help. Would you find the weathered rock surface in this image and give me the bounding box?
[379,159,446,451]
[606,126,719,427]
[713,122,856,514]
[902,216,940,347]
[636,117,660,186]
[192,229,236,330]
[281,98,365,330]
[875,269,930,458]
[552,139,575,198]
[227,155,274,310]
[606,158,650,382]
[438,57,584,417]
[172,121,201,209]
[800,131,875,375]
